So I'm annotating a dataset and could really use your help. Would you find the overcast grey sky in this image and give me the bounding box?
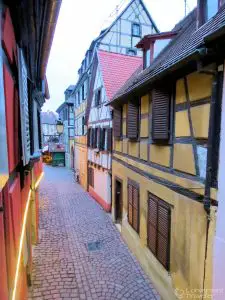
[44,0,196,112]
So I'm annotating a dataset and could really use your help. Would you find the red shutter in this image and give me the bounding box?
[127,101,139,140]
[113,107,122,138]
[152,88,170,141]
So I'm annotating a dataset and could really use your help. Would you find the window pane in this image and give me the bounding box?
[146,49,151,68]
[207,0,218,20]
[132,23,140,36]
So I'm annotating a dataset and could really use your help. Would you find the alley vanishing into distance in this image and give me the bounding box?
[28,165,159,300]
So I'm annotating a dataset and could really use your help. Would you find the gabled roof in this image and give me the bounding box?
[98,50,142,100]
[110,7,225,105]
[73,0,158,95]
[85,50,142,124]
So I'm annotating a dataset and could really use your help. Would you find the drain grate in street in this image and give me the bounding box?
[86,240,102,252]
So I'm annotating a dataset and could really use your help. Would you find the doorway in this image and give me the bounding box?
[115,179,123,223]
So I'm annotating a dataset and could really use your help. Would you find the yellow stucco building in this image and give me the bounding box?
[108,6,224,300]
[74,101,88,189]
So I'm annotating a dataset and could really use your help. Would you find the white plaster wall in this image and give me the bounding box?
[93,167,111,204]
[213,64,225,299]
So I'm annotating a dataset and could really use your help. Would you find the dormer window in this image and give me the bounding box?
[144,49,151,68]
[219,0,225,7]
[136,32,177,70]
[132,23,141,37]
[127,48,137,56]
[197,0,219,28]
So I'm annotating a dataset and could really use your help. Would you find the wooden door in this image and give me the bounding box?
[115,180,122,223]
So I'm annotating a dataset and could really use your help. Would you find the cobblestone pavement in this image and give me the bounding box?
[29,165,160,300]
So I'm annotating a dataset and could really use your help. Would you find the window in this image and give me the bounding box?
[127,100,139,140]
[82,84,85,100]
[127,182,139,233]
[207,0,218,20]
[82,116,85,135]
[87,128,91,147]
[107,128,112,151]
[78,91,80,105]
[144,49,151,68]
[88,167,94,187]
[219,0,225,7]
[99,128,106,151]
[152,87,171,142]
[113,107,122,138]
[132,23,141,37]
[147,193,171,270]
[127,48,137,56]
[95,88,101,107]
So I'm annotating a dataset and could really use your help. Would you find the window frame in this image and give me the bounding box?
[126,48,137,56]
[132,22,141,37]
[94,87,101,107]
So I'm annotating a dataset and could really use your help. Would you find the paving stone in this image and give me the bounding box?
[29,165,160,300]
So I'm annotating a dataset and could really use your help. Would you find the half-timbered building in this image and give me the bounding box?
[56,85,75,169]
[86,50,142,212]
[73,0,158,190]
[0,1,61,299]
[108,2,225,299]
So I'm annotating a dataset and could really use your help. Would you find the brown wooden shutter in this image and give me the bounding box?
[152,88,170,141]
[148,193,171,271]
[113,107,122,138]
[127,101,139,139]
[128,184,133,226]
[107,128,112,151]
[157,201,171,270]
[132,186,139,233]
[148,195,158,255]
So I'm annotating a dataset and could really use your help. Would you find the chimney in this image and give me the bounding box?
[197,0,219,29]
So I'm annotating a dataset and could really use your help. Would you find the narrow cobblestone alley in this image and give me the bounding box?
[29,165,160,300]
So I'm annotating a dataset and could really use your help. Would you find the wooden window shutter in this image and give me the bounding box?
[107,128,112,151]
[127,101,139,140]
[18,47,30,165]
[148,196,158,255]
[132,186,139,233]
[148,193,171,270]
[152,88,170,141]
[128,184,133,226]
[127,182,139,233]
[113,107,122,138]
[157,201,171,270]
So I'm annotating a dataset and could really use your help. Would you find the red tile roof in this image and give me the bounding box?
[97,50,142,100]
